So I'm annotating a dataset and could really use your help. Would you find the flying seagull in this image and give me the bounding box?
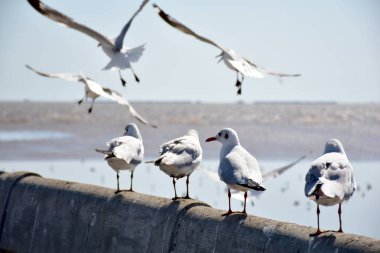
[27,0,149,86]
[146,129,202,200]
[305,139,356,236]
[26,65,157,128]
[153,4,300,95]
[96,123,144,193]
[206,128,265,216]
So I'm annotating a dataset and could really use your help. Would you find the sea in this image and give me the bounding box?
[0,102,379,239]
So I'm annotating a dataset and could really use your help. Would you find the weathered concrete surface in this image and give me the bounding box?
[0,171,379,253]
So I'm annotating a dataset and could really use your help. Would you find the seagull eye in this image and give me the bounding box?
[225,133,229,139]
[218,132,222,137]
[326,163,331,168]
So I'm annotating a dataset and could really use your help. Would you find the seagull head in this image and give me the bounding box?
[185,129,199,137]
[124,123,142,141]
[323,139,345,155]
[205,128,240,146]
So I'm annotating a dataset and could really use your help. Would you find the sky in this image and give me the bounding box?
[0,0,379,103]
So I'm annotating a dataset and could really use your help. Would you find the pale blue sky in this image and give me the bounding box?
[0,0,379,103]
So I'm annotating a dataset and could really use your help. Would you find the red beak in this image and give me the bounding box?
[205,137,217,142]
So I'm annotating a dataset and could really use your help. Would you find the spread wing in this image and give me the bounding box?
[153,4,224,51]
[114,0,149,50]
[27,0,114,49]
[105,90,157,128]
[263,154,306,181]
[26,64,83,83]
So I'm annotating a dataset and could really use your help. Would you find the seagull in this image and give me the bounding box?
[146,130,202,200]
[26,65,157,128]
[203,154,307,204]
[305,139,356,236]
[95,123,144,193]
[27,0,149,86]
[206,128,265,216]
[153,4,300,95]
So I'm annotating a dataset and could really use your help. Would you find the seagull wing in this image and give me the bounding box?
[227,59,265,78]
[244,57,301,79]
[262,154,306,182]
[258,65,301,78]
[114,0,149,50]
[28,0,114,49]
[153,4,224,51]
[100,87,157,128]
[26,64,83,83]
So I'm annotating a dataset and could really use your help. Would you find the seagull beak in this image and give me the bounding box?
[205,137,217,142]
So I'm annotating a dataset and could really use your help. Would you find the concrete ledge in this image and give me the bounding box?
[0,171,379,253]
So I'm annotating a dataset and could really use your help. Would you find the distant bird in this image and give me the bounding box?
[27,0,149,86]
[305,139,356,236]
[96,123,144,193]
[26,65,157,128]
[153,4,300,95]
[206,128,265,216]
[203,154,307,205]
[146,130,202,200]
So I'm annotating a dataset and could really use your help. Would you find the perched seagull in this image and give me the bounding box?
[153,4,300,95]
[305,139,356,236]
[203,154,307,204]
[206,128,265,216]
[146,130,202,200]
[26,65,157,128]
[95,123,144,193]
[27,0,149,86]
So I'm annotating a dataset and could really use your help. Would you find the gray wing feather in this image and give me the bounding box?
[28,0,114,48]
[114,0,149,50]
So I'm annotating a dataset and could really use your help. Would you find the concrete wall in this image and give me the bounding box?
[0,171,379,253]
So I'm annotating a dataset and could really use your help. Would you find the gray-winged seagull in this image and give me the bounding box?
[26,65,157,128]
[96,123,144,193]
[305,139,356,235]
[146,129,202,200]
[153,4,300,95]
[206,128,265,216]
[27,0,149,86]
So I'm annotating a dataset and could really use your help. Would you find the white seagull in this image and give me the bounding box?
[96,123,144,193]
[204,154,307,204]
[26,65,157,128]
[206,128,265,216]
[27,0,149,86]
[153,4,300,95]
[146,130,202,200]
[305,139,356,236]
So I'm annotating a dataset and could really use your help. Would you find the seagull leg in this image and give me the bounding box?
[336,203,343,233]
[115,172,121,194]
[310,204,322,236]
[129,171,134,192]
[88,98,95,114]
[235,72,243,95]
[222,189,233,216]
[78,98,84,105]
[241,191,248,214]
[184,175,191,199]
[119,70,127,86]
[172,177,179,200]
[130,66,140,83]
